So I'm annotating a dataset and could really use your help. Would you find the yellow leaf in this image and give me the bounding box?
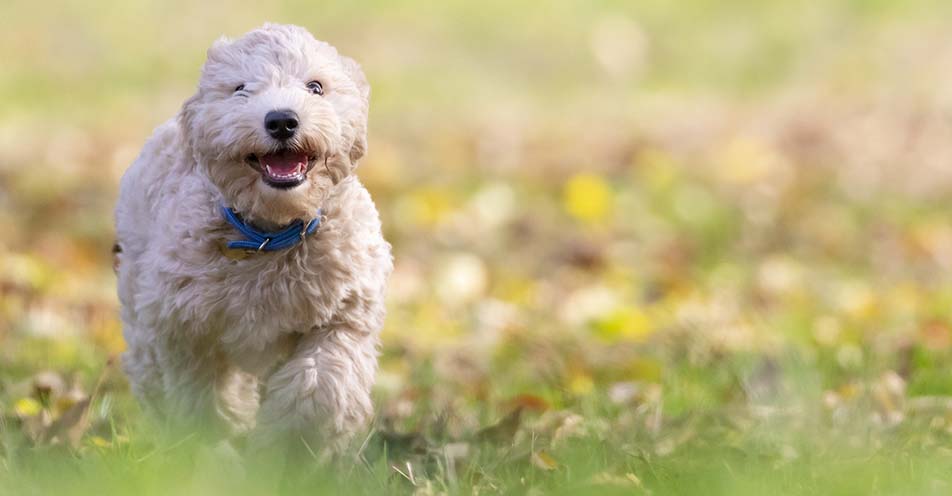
[14,397,42,417]
[90,436,111,448]
[531,450,559,471]
[569,373,594,396]
[563,173,612,223]
[396,187,454,226]
[594,306,653,342]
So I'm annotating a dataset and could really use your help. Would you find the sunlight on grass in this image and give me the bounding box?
[5,0,952,494]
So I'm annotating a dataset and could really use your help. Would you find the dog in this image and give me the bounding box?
[114,24,392,452]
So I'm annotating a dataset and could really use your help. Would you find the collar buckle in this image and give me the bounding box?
[220,204,323,257]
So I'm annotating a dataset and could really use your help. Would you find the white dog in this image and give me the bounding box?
[114,24,391,451]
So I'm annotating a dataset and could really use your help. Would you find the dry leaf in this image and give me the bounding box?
[41,398,91,449]
[531,450,558,471]
[89,435,112,448]
[506,394,550,412]
[476,407,523,444]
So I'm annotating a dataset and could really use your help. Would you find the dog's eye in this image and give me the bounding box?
[306,80,324,96]
[234,84,246,93]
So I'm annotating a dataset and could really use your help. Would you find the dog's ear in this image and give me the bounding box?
[178,36,234,162]
[339,55,370,164]
[178,92,201,160]
[206,36,235,65]
[340,55,370,102]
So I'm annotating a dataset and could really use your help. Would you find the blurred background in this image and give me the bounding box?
[5,0,952,493]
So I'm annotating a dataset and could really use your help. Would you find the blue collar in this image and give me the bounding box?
[220,205,322,252]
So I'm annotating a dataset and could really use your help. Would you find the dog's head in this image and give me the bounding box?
[180,24,369,226]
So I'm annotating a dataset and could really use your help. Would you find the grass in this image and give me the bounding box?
[5,0,952,494]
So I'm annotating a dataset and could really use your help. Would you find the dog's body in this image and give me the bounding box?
[115,24,391,448]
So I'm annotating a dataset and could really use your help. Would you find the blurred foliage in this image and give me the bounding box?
[5,0,952,494]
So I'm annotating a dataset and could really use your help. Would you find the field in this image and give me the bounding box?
[4,0,952,494]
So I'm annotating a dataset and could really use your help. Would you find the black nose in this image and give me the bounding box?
[264,110,299,141]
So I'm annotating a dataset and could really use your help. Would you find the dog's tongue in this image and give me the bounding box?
[260,150,308,181]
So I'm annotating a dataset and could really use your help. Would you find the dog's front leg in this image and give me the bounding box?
[251,325,378,456]
[153,333,237,438]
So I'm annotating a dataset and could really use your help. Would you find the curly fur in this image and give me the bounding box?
[114,24,391,449]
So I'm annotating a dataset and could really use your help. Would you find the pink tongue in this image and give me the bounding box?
[260,150,308,175]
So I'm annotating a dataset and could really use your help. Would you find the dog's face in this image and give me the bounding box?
[181,24,369,226]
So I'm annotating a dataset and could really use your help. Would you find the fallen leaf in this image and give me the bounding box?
[41,398,91,449]
[564,173,612,223]
[506,394,550,412]
[35,360,112,449]
[14,397,42,418]
[594,306,653,343]
[89,435,111,448]
[569,373,594,396]
[531,450,558,471]
[476,407,523,444]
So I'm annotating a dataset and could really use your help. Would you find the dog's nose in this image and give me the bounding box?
[264,110,299,141]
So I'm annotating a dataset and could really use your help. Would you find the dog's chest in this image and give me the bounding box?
[161,240,348,348]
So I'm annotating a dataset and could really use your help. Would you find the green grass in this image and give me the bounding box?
[6,0,952,494]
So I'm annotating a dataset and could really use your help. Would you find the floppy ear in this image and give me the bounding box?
[340,55,370,102]
[205,36,235,65]
[339,55,370,164]
[179,36,233,162]
[178,91,202,161]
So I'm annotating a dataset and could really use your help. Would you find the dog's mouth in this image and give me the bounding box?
[245,150,317,189]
